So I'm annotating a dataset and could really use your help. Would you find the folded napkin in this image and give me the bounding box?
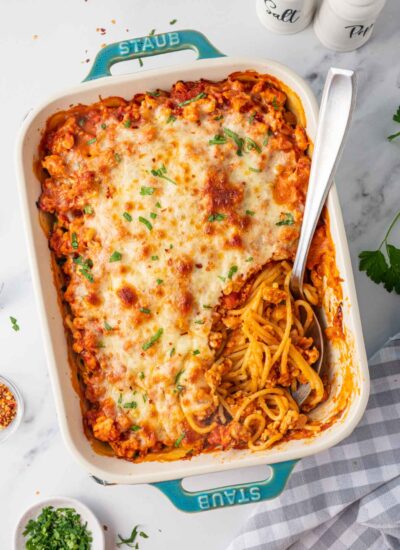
[227,333,400,550]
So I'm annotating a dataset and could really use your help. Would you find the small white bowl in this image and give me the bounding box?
[0,375,24,443]
[14,496,105,550]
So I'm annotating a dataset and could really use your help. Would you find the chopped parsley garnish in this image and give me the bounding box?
[142,328,163,350]
[131,425,141,431]
[245,256,254,262]
[140,307,151,314]
[174,369,184,385]
[263,129,273,146]
[156,278,163,285]
[114,152,122,163]
[87,137,96,145]
[209,134,227,145]
[208,212,226,222]
[80,269,94,283]
[249,167,261,173]
[169,243,173,249]
[117,525,149,548]
[249,112,256,124]
[123,401,137,409]
[83,205,93,214]
[170,347,176,357]
[193,349,200,355]
[245,137,261,153]
[147,90,161,97]
[218,275,226,282]
[203,304,212,309]
[272,97,280,110]
[123,211,132,222]
[140,186,155,196]
[214,115,223,121]
[170,18,177,24]
[149,29,156,36]
[359,210,400,294]
[388,106,400,142]
[228,265,238,279]
[223,127,244,156]
[138,58,143,67]
[78,117,86,128]
[118,393,123,404]
[143,393,148,403]
[150,212,157,219]
[276,212,295,226]
[97,341,106,348]
[23,506,92,550]
[151,255,159,261]
[101,123,107,130]
[177,92,207,107]
[74,255,94,283]
[166,114,176,124]
[246,209,255,216]
[109,250,122,262]
[71,232,78,249]
[104,321,113,331]
[124,119,131,128]
[155,201,162,208]
[10,316,20,332]
[139,371,145,380]
[139,216,153,231]
[151,164,177,185]
[195,319,205,324]
[174,432,185,447]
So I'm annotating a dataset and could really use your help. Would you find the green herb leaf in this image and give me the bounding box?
[228,265,238,279]
[359,249,389,284]
[155,201,162,208]
[150,212,157,219]
[139,371,145,380]
[382,244,400,293]
[194,319,204,324]
[276,212,294,226]
[249,167,261,173]
[123,211,133,222]
[104,321,113,331]
[214,115,223,121]
[117,525,139,547]
[166,114,176,124]
[87,137,97,145]
[142,328,163,350]
[151,164,177,185]
[246,209,255,216]
[272,97,279,110]
[177,92,207,107]
[79,268,94,283]
[83,205,93,214]
[174,369,184,385]
[130,425,141,431]
[223,127,244,156]
[124,119,132,128]
[115,152,122,163]
[123,401,137,409]
[170,347,176,357]
[139,216,153,231]
[149,29,156,36]
[101,123,107,130]
[23,506,93,549]
[209,134,227,145]
[71,232,78,249]
[118,393,123,404]
[10,316,20,332]
[245,256,254,262]
[140,186,155,196]
[193,349,200,355]
[245,137,261,153]
[151,255,159,261]
[174,432,185,447]
[140,307,151,314]
[109,250,122,262]
[156,278,163,285]
[147,90,161,97]
[203,304,212,309]
[249,112,256,124]
[78,117,86,128]
[393,106,400,124]
[138,58,143,67]
[218,275,226,282]
[208,212,226,222]
[170,19,177,24]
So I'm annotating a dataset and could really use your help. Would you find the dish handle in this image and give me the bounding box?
[152,460,297,512]
[84,29,225,82]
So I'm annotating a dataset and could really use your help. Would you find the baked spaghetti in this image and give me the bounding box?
[38,71,338,461]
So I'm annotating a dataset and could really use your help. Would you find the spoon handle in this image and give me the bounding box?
[291,68,357,298]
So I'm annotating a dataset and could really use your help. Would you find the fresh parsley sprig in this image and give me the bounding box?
[359,210,400,294]
[387,106,400,142]
[117,525,149,548]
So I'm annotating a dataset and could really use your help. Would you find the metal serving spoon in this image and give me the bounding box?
[290,67,357,406]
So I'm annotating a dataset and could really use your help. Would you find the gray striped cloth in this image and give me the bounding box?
[227,333,400,550]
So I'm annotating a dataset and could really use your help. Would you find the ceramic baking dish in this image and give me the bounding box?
[16,30,369,512]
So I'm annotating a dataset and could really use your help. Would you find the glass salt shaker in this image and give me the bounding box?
[314,0,387,51]
[256,0,317,34]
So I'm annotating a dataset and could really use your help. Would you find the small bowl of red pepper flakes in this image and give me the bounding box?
[0,375,24,442]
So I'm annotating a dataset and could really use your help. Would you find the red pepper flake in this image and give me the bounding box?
[0,383,17,430]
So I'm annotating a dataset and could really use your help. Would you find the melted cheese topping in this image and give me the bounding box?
[39,71,311,460]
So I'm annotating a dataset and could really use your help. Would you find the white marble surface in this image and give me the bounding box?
[1,0,399,548]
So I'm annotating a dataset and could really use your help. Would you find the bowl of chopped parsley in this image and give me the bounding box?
[14,496,104,549]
